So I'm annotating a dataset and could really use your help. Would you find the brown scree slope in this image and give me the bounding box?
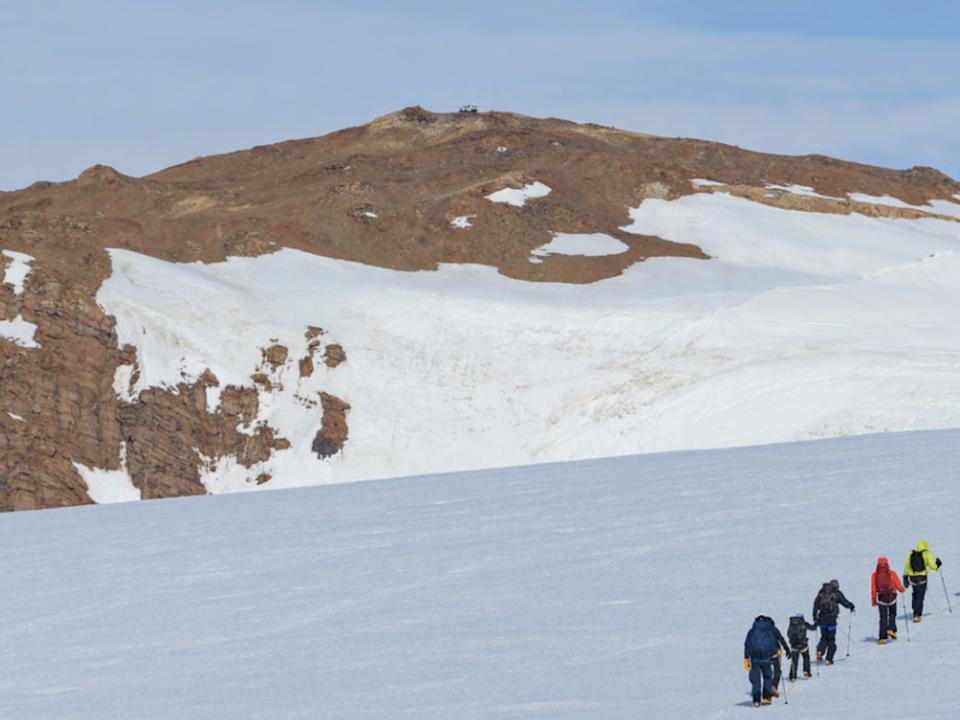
[1,107,958,511]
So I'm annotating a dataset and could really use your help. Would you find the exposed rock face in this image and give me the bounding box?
[312,393,351,459]
[1,107,958,511]
[323,344,346,368]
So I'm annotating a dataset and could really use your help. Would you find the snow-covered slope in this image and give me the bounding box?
[0,429,957,719]
[96,190,960,492]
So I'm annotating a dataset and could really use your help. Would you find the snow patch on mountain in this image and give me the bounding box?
[764,183,840,200]
[485,181,551,207]
[72,445,140,504]
[848,192,960,219]
[451,215,474,229]
[96,190,960,491]
[1,250,33,295]
[0,316,39,348]
[621,192,960,278]
[531,233,629,257]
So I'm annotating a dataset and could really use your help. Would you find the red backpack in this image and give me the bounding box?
[876,563,893,594]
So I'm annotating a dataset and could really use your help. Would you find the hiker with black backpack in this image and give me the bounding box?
[903,540,942,622]
[871,556,905,644]
[744,616,783,707]
[813,579,855,665]
[786,614,817,680]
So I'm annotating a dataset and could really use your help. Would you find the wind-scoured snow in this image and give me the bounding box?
[1,249,33,295]
[485,181,552,206]
[96,188,960,491]
[690,178,726,187]
[0,430,958,719]
[531,232,629,257]
[0,316,39,348]
[451,215,474,229]
[7,412,24,422]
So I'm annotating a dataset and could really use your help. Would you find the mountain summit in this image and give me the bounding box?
[2,108,959,510]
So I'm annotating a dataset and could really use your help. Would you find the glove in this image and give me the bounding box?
[744,659,751,671]
[850,605,856,613]
[936,558,943,569]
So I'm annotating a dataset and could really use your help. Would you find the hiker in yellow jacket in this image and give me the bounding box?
[903,540,942,622]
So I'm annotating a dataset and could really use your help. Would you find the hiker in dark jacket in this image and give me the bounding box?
[813,579,855,665]
[786,613,817,680]
[744,616,781,706]
[754,616,790,696]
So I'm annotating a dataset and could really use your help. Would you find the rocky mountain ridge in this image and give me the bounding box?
[2,107,958,511]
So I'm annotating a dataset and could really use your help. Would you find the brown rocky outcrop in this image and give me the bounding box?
[312,393,350,459]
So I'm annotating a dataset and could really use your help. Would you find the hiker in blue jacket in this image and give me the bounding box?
[744,616,783,706]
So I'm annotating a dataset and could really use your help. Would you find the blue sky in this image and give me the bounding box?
[2,1,958,190]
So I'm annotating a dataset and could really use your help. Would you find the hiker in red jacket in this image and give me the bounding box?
[871,557,906,644]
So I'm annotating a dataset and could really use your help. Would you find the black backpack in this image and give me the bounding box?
[910,550,926,573]
[817,588,838,616]
[788,619,807,646]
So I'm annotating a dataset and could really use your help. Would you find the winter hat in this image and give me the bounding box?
[830,579,840,589]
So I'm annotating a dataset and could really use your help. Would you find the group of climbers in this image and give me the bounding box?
[743,540,945,708]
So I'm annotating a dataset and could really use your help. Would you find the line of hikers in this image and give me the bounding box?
[743,540,946,707]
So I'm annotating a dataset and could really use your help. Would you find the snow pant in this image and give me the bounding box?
[817,624,838,661]
[908,577,928,617]
[789,647,811,680]
[749,660,774,703]
[878,602,898,639]
[772,655,782,687]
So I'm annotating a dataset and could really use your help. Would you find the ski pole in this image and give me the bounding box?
[780,657,788,705]
[940,569,953,613]
[845,612,853,657]
[815,625,820,678]
[902,593,911,641]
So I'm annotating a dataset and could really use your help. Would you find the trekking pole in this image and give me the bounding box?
[845,612,853,657]
[902,593,911,642]
[780,658,788,705]
[815,626,820,678]
[940,569,953,613]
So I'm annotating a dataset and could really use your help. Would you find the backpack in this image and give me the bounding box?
[910,550,926,573]
[746,622,778,659]
[817,588,838,616]
[875,568,893,595]
[787,618,807,646]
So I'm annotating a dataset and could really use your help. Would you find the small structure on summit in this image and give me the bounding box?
[458,103,478,113]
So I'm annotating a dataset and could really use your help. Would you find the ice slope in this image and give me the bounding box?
[0,429,957,719]
[95,190,960,492]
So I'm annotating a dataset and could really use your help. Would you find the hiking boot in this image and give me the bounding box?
[762,698,773,705]
[770,687,780,698]
[888,631,897,639]
[803,671,812,678]
[825,659,834,666]
[913,615,921,623]
[753,701,761,708]
[877,638,886,645]
[816,652,823,662]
